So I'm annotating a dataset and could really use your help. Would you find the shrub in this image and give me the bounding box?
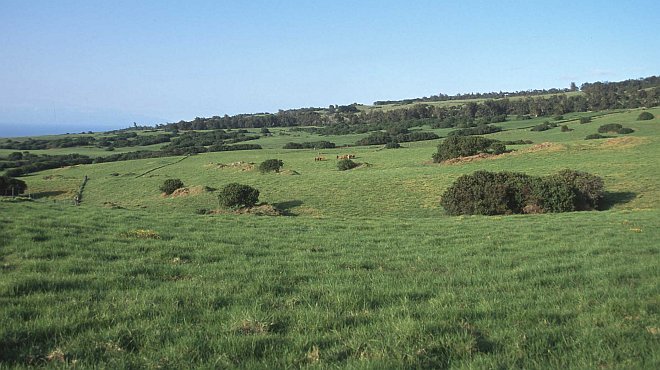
[7,152,23,161]
[432,136,505,162]
[560,125,571,132]
[530,121,558,131]
[0,175,27,196]
[585,133,605,140]
[218,183,259,209]
[531,178,576,213]
[448,125,502,137]
[551,169,604,210]
[617,127,634,134]
[384,142,401,149]
[258,159,283,173]
[159,178,184,195]
[637,111,654,120]
[580,117,592,124]
[439,169,604,215]
[553,115,564,121]
[597,123,623,133]
[337,159,359,171]
[440,171,538,216]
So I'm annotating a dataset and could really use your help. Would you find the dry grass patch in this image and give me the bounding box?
[601,136,648,149]
[121,229,161,239]
[235,319,272,335]
[169,185,211,198]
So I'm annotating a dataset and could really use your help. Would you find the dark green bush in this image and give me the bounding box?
[337,159,359,171]
[440,171,537,216]
[597,123,623,133]
[637,111,654,120]
[160,178,184,195]
[553,115,564,121]
[585,133,605,140]
[550,169,604,210]
[432,136,505,162]
[440,170,604,215]
[617,127,634,134]
[384,142,401,149]
[530,121,558,131]
[0,175,27,196]
[579,117,592,124]
[258,159,283,173]
[560,125,571,132]
[218,183,259,209]
[7,152,23,161]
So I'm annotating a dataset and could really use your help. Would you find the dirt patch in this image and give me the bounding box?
[168,185,211,198]
[520,142,566,153]
[601,136,648,149]
[210,204,284,216]
[205,161,255,171]
[102,201,124,209]
[441,153,500,165]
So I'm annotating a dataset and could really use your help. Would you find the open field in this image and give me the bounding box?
[1,107,659,368]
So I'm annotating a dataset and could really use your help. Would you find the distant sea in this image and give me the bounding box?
[0,123,126,138]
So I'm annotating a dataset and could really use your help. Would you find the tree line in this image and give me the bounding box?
[156,76,660,132]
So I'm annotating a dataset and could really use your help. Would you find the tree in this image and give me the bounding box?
[0,175,27,196]
[160,178,184,195]
[218,183,259,208]
[258,159,284,173]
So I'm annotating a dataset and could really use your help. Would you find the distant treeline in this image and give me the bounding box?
[0,132,173,151]
[0,129,262,176]
[157,76,660,132]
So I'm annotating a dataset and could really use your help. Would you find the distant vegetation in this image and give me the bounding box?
[432,136,506,162]
[283,141,336,149]
[530,121,559,132]
[157,76,659,131]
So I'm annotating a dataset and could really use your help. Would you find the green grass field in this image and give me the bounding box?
[1,107,659,368]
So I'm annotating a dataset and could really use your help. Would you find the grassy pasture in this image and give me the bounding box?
[1,107,659,368]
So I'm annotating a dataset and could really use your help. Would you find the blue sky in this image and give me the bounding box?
[1,0,658,136]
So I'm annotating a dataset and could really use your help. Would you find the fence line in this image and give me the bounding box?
[135,155,190,178]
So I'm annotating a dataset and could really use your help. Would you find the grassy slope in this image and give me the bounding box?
[0,107,659,368]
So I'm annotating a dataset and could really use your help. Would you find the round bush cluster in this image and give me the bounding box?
[337,159,359,171]
[597,124,623,133]
[432,136,506,163]
[384,142,401,149]
[637,111,654,120]
[258,159,283,173]
[218,183,259,209]
[440,169,604,216]
[160,178,184,195]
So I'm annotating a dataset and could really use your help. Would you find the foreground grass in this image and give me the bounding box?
[1,107,659,368]
[1,202,658,368]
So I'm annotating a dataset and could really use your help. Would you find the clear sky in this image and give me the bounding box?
[1,0,658,136]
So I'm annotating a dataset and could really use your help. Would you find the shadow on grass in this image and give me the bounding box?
[272,200,303,216]
[601,191,637,210]
[30,191,67,199]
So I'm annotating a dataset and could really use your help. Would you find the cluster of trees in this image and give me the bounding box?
[0,175,27,196]
[373,85,580,106]
[448,124,502,136]
[1,153,93,177]
[432,136,506,162]
[530,121,559,132]
[355,130,439,146]
[283,141,336,149]
[440,170,604,215]
[156,76,659,132]
[0,132,174,151]
[160,130,261,155]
